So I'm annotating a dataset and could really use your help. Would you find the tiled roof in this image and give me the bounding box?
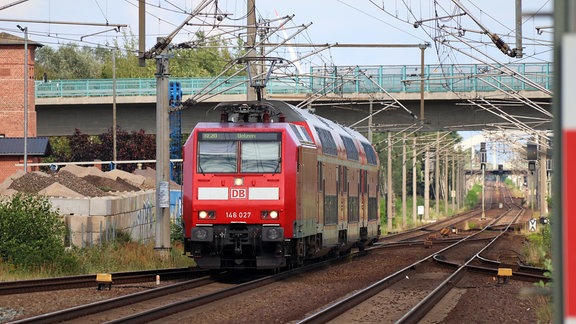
[0,32,43,47]
[0,137,51,156]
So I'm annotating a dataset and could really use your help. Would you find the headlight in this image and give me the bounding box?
[261,210,279,220]
[198,210,215,220]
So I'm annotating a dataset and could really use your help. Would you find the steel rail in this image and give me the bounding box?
[296,202,525,323]
[101,257,341,324]
[0,268,203,295]
[398,206,525,323]
[10,276,215,324]
[11,257,342,323]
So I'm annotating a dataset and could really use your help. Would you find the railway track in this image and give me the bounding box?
[296,197,546,323]
[4,187,544,323]
[0,268,204,295]
[376,184,514,246]
[8,258,341,323]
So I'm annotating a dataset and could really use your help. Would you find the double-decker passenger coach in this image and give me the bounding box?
[182,100,380,270]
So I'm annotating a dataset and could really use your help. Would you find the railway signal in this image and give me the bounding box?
[560,29,576,324]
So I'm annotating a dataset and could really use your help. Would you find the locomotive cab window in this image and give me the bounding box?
[198,141,237,173]
[197,132,281,174]
[241,141,281,173]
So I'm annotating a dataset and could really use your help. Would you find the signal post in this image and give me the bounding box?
[556,1,576,321]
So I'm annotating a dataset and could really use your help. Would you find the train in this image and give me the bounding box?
[182,100,381,270]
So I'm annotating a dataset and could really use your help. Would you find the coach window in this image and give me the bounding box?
[241,141,281,173]
[198,141,237,173]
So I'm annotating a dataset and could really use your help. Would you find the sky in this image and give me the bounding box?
[0,0,553,68]
[0,0,553,162]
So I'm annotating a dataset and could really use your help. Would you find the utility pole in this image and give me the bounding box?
[435,132,440,215]
[554,0,575,319]
[412,136,417,224]
[246,0,258,101]
[387,132,393,232]
[402,132,407,228]
[368,100,373,143]
[456,155,462,210]
[515,0,523,58]
[18,25,28,172]
[140,0,214,256]
[419,43,427,122]
[424,146,430,221]
[480,142,487,219]
[154,40,171,255]
[138,0,146,66]
[539,137,548,216]
[451,153,456,212]
[444,152,449,215]
[112,49,117,164]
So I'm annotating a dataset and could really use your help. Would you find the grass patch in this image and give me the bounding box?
[0,240,193,281]
[523,221,552,323]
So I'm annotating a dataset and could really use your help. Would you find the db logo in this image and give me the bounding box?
[230,188,247,199]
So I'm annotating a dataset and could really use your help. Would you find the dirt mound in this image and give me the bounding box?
[1,165,176,198]
[38,183,85,198]
[134,167,181,190]
[8,171,107,197]
[83,175,140,193]
[61,165,105,178]
[4,168,159,198]
[106,169,146,187]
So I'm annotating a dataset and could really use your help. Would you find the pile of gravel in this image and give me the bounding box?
[3,166,154,198]
[8,171,108,197]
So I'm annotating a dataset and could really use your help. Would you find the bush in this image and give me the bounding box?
[171,215,184,243]
[465,183,482,209]
[0,194,70,270]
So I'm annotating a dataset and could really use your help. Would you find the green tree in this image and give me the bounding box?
[36,31,241,80]
[35,44,104,80]
[0,194,69,269]
[169,31,240,77]
[41,136,71,167]
[465,183,482,209]
[100,33,155,79]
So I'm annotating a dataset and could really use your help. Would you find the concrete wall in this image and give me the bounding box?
[50,190,156,247]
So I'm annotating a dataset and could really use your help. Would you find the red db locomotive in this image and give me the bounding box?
[182,100,380,270]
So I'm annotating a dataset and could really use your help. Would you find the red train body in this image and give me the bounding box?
[182,100,380,270]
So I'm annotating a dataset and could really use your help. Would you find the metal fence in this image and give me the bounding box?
[35,62,552,98]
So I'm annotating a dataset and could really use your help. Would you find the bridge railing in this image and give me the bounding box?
[309,63,552,94]
[35,62,552,99]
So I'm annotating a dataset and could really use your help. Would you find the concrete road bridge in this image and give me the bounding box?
[35,62,552,136]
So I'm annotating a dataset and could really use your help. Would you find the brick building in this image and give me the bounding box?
[0,32,49,183]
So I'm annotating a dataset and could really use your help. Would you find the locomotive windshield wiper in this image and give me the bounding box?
[198,163,205,176]
[274,158,281,173]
